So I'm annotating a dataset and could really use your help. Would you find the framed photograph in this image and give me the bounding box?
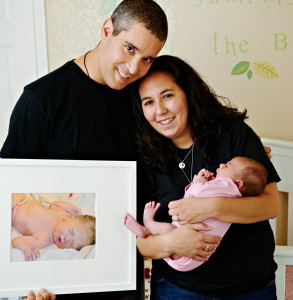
[0,159,136,297]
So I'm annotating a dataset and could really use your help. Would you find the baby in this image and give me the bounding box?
[12,194,96,261]
[124,156,268,271]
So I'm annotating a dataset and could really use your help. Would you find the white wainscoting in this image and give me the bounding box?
[262,138,293,300]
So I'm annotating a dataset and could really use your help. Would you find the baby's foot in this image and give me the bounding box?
[124,213,150,238]
[143,201,161,225]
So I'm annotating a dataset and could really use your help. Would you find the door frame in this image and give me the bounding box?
[33,0,48,77]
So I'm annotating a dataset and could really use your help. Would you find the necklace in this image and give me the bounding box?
[176,144,194,183]
[176,144,194,169]
[84,50,91,77]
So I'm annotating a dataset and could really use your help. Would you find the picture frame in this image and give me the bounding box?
[0,159,137,297]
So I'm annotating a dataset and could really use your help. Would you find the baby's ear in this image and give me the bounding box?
[235,179,244,189]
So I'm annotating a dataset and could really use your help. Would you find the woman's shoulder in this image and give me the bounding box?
[217,119,250,144]
[224,118,249,132]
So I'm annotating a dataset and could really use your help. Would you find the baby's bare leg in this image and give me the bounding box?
[124,213,151,238]
[143,201,176,235]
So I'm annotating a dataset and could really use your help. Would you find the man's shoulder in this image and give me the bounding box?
[24,61,76,93]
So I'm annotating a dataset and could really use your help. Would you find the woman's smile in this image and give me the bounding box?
[158,117,174,126]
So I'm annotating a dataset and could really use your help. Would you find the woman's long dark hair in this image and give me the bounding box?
[132,55,248,171]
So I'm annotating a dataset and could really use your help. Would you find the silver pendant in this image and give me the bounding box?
[179,162,185,169]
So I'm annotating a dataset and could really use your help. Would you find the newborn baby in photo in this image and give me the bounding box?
[12,194,95,261]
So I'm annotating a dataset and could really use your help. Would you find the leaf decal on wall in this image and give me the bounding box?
[247,70,253,80]
[252,61,279,79]
[231,61,250,75]
[100,0,118,15]
[231,60,279,79]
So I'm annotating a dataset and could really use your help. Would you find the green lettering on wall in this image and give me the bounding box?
[274,33,288,50]
[239,40,249,53]
[213,31,219,55]
[225,37,237,56]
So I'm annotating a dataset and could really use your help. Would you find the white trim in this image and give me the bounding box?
[274,246,293,300]
[262,137,293,193]
[261,138,293,152]
[32,0,48,77]
[263,138,293,299]
[288,192,293,246]
[262,138,293,245]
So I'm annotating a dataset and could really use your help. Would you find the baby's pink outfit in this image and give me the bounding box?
[164,177,242,272]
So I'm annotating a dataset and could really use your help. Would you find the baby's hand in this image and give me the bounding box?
[68,206,82,216]
[51,201,82,216]
[24,247,40,261]
[193,169,214,183]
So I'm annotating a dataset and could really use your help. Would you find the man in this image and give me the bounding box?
[1,0,168,299]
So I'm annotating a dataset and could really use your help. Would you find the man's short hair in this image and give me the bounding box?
[111,0,168,42]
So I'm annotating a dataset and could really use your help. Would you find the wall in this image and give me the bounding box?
[44,0,293,142]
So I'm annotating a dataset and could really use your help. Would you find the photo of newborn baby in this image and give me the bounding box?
[11,193,96,262]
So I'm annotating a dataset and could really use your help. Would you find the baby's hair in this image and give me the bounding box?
[77,215,96,245]
[239,157,268,196]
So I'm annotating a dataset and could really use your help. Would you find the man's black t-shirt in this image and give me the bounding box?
[1,61,144,300]
[1,61,136,161]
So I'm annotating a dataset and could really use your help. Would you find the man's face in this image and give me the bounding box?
[97,20,164,90]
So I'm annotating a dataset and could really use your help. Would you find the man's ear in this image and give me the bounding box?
[101,18,114,41]
[235,180,244,190]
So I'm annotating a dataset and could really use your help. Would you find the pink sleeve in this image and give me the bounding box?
[184,177,242,198]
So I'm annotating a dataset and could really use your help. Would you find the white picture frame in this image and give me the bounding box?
[0,159,137,297]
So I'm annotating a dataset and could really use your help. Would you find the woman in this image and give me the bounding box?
[133,55,280,299]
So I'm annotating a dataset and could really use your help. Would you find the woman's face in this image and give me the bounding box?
[139,71,192,148]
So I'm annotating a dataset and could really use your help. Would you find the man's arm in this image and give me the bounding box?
[168,182,279,224]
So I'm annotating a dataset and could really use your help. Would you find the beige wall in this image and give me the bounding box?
[44,0,293,142]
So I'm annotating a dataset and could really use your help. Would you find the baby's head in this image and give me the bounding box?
[216,157,268,196]
[53,214,96,250]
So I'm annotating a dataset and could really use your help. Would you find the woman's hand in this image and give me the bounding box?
[169,197,213,224]
[136,223,221,260]
[168,224,220,260]
[23,289,56,300]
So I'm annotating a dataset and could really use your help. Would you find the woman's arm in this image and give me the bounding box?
[168,182,279,224]
[136,224,221,260]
